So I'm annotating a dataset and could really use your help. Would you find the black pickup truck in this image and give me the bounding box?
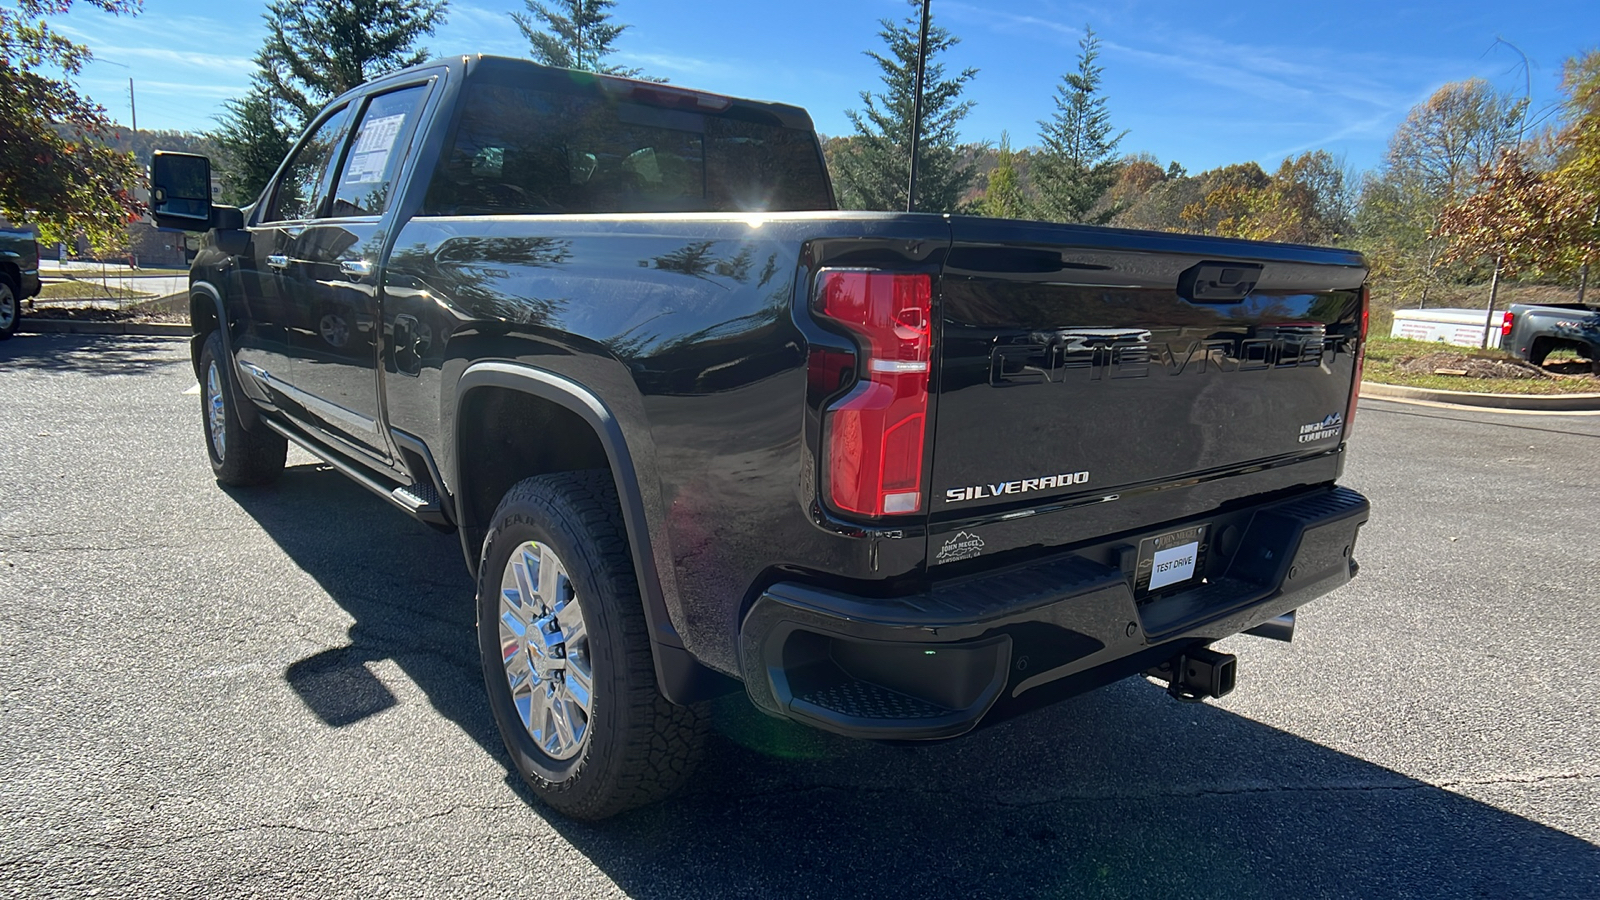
[152,55,1371,820]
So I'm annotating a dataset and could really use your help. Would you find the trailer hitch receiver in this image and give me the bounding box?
[1148,646,1237,702]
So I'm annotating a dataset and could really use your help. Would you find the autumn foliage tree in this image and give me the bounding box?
[1435,151,1568,276]
[1435,52,1600,296]
[1552,50,1600,298]
[1355,79,1524,304]
[1169,152,1350,245]
[1101,154,1166,213]
[0,0,143,246]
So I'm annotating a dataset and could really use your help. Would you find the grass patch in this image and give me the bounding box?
[1363,336,1600,395]
[37,280,151,301]
[125,292,189,321]
[1364,336,1509,363]
[23,291,188,323]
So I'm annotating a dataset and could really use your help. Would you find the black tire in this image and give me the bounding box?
[198,330,286,486]
[1528,339,1551,367]
[0,275,18,341]
[477,471,704,820]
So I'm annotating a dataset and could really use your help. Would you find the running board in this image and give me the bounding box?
[258,417,450,526]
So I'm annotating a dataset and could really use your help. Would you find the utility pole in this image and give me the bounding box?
[1480,38,1533,348]
[905,0,931,213]
[128,78,137,135]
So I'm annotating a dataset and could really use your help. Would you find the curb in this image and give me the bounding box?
[1361,381,1600,412]
[19,319,189,337]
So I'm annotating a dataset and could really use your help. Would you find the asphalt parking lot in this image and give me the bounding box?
[2,333,1597,899]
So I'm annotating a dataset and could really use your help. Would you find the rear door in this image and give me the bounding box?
[930,219,1366,527]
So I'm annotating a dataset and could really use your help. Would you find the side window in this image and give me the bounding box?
[424,82,832,215]
[330,85,429,218]
[426,85,708,216]
[265,107,351,222]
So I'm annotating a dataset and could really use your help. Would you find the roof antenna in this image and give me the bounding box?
[906,0,932,213]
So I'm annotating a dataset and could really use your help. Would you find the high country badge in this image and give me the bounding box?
[1298,413,1344,443]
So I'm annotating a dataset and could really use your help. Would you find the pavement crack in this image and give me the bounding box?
[86,802,532,852]
[2,544,179,554]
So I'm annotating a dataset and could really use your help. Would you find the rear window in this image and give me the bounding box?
[424,82,831,215]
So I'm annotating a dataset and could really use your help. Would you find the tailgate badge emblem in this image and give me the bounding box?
[944,471,1089,504]
[1298,413,1343,444]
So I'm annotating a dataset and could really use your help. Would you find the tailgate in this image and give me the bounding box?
[930,220,1366,534]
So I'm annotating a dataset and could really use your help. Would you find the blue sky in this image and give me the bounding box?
[57,0,1600,175]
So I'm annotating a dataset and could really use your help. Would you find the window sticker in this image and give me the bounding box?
[343,114,406,184]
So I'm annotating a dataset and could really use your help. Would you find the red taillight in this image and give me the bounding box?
[1501,311,1514,338]
[811,271,932,517]
[1345,286,1369,437]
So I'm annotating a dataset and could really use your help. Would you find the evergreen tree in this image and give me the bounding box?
[258,0,448,122]
[977,132,1025,219]
[833,0,978,212]
[212,0,445,208]
[1033,26,1125,223]
[513,0,646,78]
[211,79,295,206]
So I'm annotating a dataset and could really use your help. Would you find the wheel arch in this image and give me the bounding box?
[452,361,732,705]
[189,281,226,379]
[189,281,265,430]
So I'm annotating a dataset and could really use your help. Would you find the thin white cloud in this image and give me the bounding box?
[126,80,244,98]
[620,52,738,78]
[87,45,255,74]
[942,2,1080,41]
[449,2,517,30]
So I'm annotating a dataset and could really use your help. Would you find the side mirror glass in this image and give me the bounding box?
[151,151,214,231]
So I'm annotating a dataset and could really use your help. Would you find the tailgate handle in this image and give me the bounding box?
[1178,262,1262,303]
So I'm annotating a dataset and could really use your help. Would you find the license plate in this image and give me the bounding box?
[1135,524,1209,595]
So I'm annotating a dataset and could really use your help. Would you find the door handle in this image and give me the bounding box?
[266,254,290,269]
[339,259,372,277]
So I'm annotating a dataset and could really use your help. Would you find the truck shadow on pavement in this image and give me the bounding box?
[0,332,187,376]
[233,464,1600,900]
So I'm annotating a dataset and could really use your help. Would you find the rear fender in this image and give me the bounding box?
[452,361,731,705]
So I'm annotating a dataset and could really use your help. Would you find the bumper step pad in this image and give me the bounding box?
[795,680,953,722]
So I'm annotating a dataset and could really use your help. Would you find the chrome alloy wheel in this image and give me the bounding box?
[205,360,227,459]
[498,540,593,761]
[0,284,15,330]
